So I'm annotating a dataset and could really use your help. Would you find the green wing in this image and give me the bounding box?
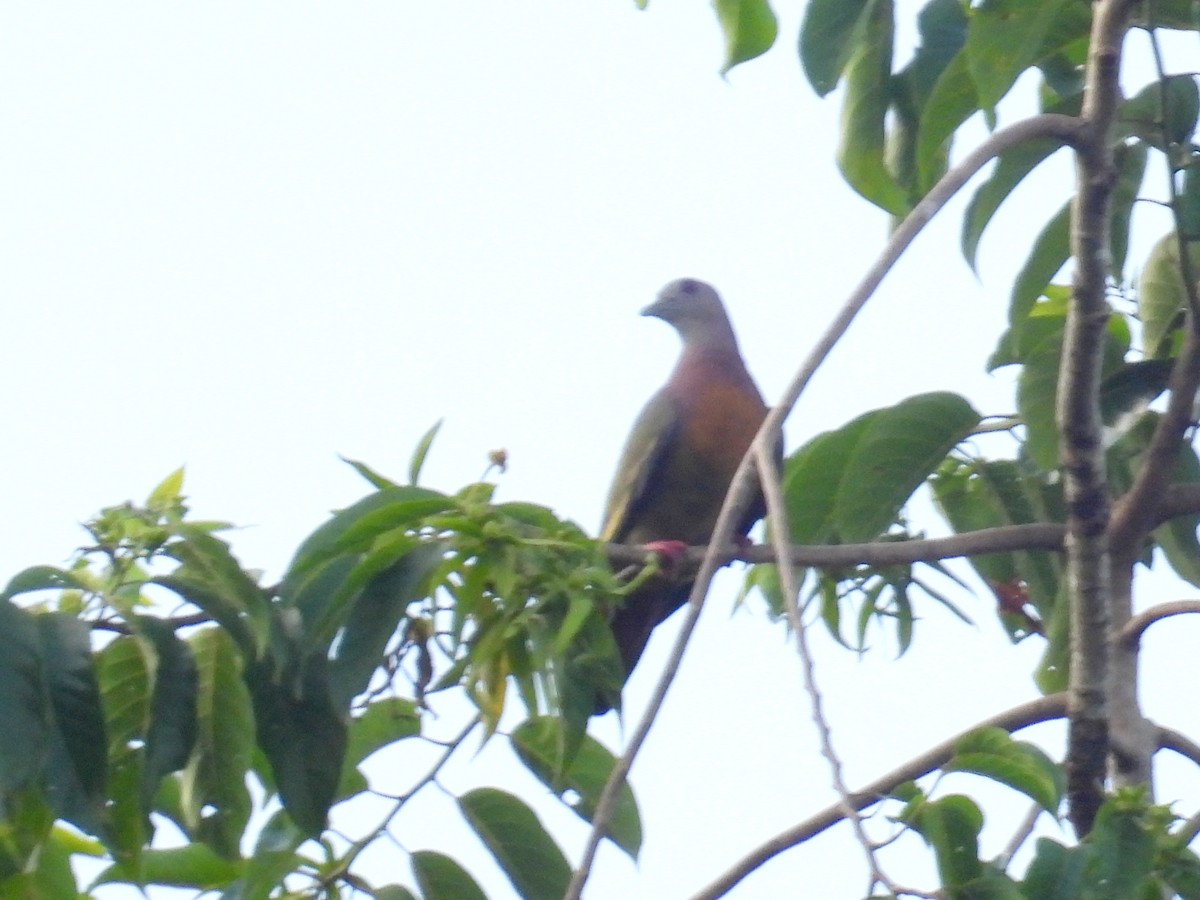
[600,391,680,543]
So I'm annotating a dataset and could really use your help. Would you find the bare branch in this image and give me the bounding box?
[689,694,1069,900]
[1119,600,1200,648]
[756,444,903,894]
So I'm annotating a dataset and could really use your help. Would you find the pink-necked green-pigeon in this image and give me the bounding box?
[597,278,773,711]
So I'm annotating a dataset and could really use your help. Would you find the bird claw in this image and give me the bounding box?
[641,539,689,572]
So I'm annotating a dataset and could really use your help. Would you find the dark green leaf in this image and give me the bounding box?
[458,788,571,900]
[798,0,871,95]
[1179,159,1200,240]
[715,0,778,74]
[511,717,642,858]
[1082,799,1157,897]
[246,650,346,837]
[132,618,198,807]
[0,601,48,796]
[410,851,487,900]
[33,614,107,835]
[1099,360,1174,427]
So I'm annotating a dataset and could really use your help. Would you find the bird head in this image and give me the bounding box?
[641,278,737,347]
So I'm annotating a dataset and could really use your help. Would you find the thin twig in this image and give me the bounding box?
[565,112,1088,900]
[756,442,902,894]
[689,694,1069,900]
[997,802,1047,870]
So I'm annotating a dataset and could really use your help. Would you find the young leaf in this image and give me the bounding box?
[715,0,778,75]
[458,788,571,900]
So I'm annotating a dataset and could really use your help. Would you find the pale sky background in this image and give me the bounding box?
[3,3,1200,898]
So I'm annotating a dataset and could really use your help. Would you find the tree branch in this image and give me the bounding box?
[1119,600,1200,648]
[689,694,1069,900]
[1061,0,1136,836]
[566,112,1086,899]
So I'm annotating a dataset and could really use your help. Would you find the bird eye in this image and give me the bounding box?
[678,278,701,295]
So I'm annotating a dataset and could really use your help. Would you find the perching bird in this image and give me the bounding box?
[597,278,774,712]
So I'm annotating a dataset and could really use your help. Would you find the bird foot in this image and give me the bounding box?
[642,539,689,572]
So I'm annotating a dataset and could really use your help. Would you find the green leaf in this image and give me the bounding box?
[834,392,981,542]
[32,613,107,835]
[93,843,242,891]
[146,467,186,512]
[837,0,909,214]
[0,566,92,602]
[409,419,443,486]
[799,0,871,95]
[341,456,400,491]
[221,811,306,900]
[1109,140,1148,280]
[0,825,80,898]
[1010,200,1071,326]
[181,628,253,860]
[511,717,642,858]
[458,788,571,900]
[783,414,875,544]
[96,636,154,863]
[156,528,271,657]
[946,727,1063,813]
[1179,158,1200,240]
[965,0,1075,117]
[1099,359,1173,428]
[132,618,199,807]
[917,50,978,193]
[1139,232,1200,358]
[1081,798,1157,898]
[410,851,487,900]
[1118,75,1200,150]
[282,487,453,590]
[246,650,346,837]
[1022,837,1084,899]
[0,601,49,796]
[962,137,1065,271]
[715,0,778,74]
[907,794,984,888]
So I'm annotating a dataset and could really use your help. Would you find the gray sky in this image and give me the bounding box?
[4,3,1199,898]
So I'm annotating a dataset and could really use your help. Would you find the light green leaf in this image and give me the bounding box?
[409,419,443,486]
[93,843,242,891]
[1010,200,1071,326]
[715,0,778,74]
[1139,232,1200,358]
